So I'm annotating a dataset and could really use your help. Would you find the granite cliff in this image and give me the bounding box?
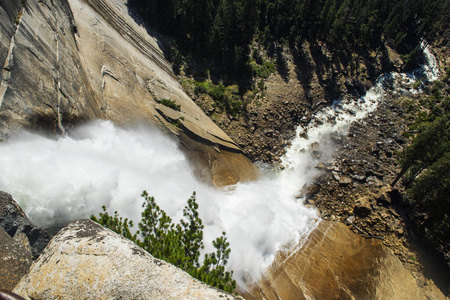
[0,0,259,187]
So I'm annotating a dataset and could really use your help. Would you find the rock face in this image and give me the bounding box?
[0,191,52,259]
[244,221,445,300]
[0,0,259,186]
[0,226,32,291]
[13,219,238,299]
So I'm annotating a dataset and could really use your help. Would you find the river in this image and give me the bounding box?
[0,43,438,289]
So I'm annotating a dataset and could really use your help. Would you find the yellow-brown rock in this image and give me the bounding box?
[0,227,32,291]
[0,0,259,187]
[13,219,239,300]
[244,221,446,300]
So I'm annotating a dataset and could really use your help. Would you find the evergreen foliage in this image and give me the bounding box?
[396,81,450,253]
[127,0,449,77]
[91,191,236,293]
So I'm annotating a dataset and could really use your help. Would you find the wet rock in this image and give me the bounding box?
[299,131,309,139]
[315,162,327,170]
[307,185,321,197]
[312,151,322,159]
[330,134,343,144]
[297,184,321,199]
[354,196,373,217]
[310,142,320,152]
[245,221,442,300]
[0,192,52,259]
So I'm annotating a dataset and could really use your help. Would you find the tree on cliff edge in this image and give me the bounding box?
[91,191,236,293]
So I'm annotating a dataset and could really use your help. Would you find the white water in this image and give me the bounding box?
[0,45,438,289]
[421,41,440,82]
[0,121,319,288]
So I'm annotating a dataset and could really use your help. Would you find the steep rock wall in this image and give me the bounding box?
[0,0,259,186]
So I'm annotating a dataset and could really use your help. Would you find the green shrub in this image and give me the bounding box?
[263,61,276,73]
[160,99,181,111]
[257,80,265,91]
[91,191,236,293]
[194,81,210,94]
[193,81,242,116]
[208,82,226,102]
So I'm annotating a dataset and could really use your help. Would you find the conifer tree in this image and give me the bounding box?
[91,191,236,293]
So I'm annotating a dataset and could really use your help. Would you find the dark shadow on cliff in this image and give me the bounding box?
[396,201,450,296]
[124,3,169,61]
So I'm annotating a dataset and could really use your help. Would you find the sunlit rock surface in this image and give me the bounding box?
[0,0,258,186]
[13,219,238,300]
[244,221,446,300]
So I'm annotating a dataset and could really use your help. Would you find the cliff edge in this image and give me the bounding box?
[0,0,259,186]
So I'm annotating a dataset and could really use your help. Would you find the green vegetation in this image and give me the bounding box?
[128,0,449,122]
[91,191,236,293]
[247,56,276,79]
[160,98,181,111]
[128,0,449,78]
[395,80,450,252]
[193,81,243,116]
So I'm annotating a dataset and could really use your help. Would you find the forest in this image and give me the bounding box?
[128,0,450,78]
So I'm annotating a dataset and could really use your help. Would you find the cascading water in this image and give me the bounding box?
[0,44,438,289]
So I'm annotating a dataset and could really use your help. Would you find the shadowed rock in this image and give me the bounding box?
[0,192,52,259]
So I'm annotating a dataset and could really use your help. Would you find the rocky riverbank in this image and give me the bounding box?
[187,45,378,165]
[298,88,450,296]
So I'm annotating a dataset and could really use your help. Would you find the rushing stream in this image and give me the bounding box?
[0,44,438,289]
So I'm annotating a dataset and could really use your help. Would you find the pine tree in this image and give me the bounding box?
[91,191,236,293]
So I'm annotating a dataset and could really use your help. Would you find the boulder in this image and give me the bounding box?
[376,186,393,206]
[244,221,446,300]
[13,219,238,299]
[366,176,384,187]
[339,175,353,186]
[0,191,52,259]
[354,196,373,217]
[307,185,321,197]
[0,227,32,291]
[296,184,320,199]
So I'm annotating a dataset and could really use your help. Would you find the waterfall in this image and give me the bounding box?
[0,44,438,289]
[421,40,440,82]
[0,121,319,288]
